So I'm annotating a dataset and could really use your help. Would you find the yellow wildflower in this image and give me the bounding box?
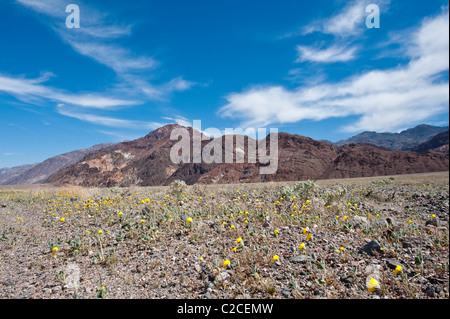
[367,278,380,292]
[393,265,402,275]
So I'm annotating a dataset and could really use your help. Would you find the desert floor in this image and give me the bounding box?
[0,172,448,299]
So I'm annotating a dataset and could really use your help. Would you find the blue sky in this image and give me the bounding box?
[0,0,448,168]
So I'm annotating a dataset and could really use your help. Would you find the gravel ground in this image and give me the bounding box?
[0,174,448,299]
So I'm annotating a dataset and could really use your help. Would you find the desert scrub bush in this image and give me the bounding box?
[293,180,319,201]
[169,180,187,196]
[322,186,347,206]
[280,186,295,200]
[370,178,394,186]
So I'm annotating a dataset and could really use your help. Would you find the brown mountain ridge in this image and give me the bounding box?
[45,124,449,187]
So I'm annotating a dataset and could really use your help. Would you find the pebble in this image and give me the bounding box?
[358,240,382,256]
[425,219,438,227]
[52,286,62,294]
[424,286,435,297]
[386,259,404,270]
[340,276,355,284]
[20,289,32,299]
[289,255,313,264]
[215,272,230,282]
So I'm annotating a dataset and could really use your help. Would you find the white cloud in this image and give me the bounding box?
[296,44,358,63]
[67,41,157,74]
[57,106,163,130]
[162,116,192,127]
[0,73,139,109]
[218,9,449,133]
[164,77,197,93]
[303,0,390,37]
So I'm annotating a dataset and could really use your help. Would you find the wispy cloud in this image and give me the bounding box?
[7,0,198,131]
[67,41,158,74]
[2,153,20,156]
[162,116,192,127]
[0,73,140,109]
[57,105,163,130]
[15,0,196,103]
[296,44,358,63]
[218,9,449,133]
[302,0,390,37]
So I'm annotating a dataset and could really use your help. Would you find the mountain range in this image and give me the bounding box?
[46,124,448,187]
[334,124,449,150]
[1,124,448,187]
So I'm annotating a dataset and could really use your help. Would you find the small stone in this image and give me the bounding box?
[358,240,383,256]
[43,288,51,294]
[424,286,435,297]
[215,272,230,282]
[386,259,403,270]
[400,236,433,249]
[340,276,355,284]
[20,289,32,299]
[386,217,397,227]
[289,255,313,264]
[425,219,438,227]
[282,289,291,298]
[353,216,368,226]
[194,264,202,272]
[373,219,388,227]
[52,286,62,294]
[205,291,211,299]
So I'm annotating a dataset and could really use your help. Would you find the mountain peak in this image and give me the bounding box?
[144,124,186,140]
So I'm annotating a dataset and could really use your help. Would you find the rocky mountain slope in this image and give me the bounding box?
[45,125,449,187]
[334,124,449,150]
[0,164,38,185]
[412,131,449,153]
[1,143,114,185]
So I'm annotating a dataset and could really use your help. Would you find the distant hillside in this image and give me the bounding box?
[1,143,114,185]
[412,131,449,153]
[334,124,449,150]
[0,164,38,185]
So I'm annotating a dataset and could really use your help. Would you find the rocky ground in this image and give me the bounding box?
[0,173,448,299]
